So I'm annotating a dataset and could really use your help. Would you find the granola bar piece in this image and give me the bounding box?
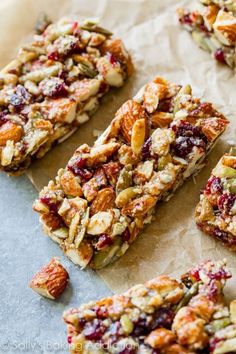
[0,16,132,174]
[195,147,236,249]
[177,4,236,69]
[63,260,233,353]
[33,76,229,269]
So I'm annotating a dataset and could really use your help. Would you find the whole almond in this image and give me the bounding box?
[29,257,69,300]
[116,100,146,143]
[0,121,22,146]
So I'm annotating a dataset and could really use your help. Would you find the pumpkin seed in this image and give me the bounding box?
[78,63,98,78]
[81,22,113,36]
[116,165,132,194]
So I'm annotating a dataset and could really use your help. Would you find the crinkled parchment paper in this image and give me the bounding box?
[1,0,235,296]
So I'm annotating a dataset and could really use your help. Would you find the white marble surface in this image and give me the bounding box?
[0,173,111,354]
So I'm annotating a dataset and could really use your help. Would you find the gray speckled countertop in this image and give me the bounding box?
[0,173,111,354]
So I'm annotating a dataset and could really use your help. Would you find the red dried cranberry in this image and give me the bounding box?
[108,53,118,66]
[218,193,236,214]
[50,82,68,98]
[214,48,225,63]
[209,337,223,352]
[9,85,31,111]
[207,280,219,300]
[99,81,109,94]
[205,176,223,195]
[151,307,174,330]
[83,319,106,341]
[122,228,131,242]
[208,268,231,281]
[58,69,68,81]
[73,168,92,182]
[68,158,92,182]
[67,336,72,344]
[142,137,152,160]
[0,111,8,126]
[200,24,209,33]
[133,316,150,336]
[40,196,59,213]
[95,306,108,319]
[96,234,114,250]
[190,268,201,282]
[180,13,192,25]
[172,121,207,158]
[47,51,59,61]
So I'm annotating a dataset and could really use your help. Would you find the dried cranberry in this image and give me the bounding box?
[180,13,192,25]
[133,316,150,336]
[58,69,68,81]
[200,24,209,33]
[214,48,225,63]
[142,137,152,160]
[47,51,59,61]
[0,111,8,126]
[122,228,131,242]
[68,158,92,182]
[205,176,223,195]
[108,53,118,66]
[218,193,236,214]
[95,306,108,319]
[96,234,114,250]
[67,336,72,344]
[151,307,174,330]
[207,280,219,300]
[68,166,92,182]
[190,268,201,282]
[208,268,231,281]
[40,196,59,213]
[172,121,207,158]
[83,319,106,341]
[209,337,223,352]
[9,85,31,111]
[50,82,67,98]
[99,81,109,94]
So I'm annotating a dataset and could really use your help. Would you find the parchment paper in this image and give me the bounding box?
[1,0,235,297]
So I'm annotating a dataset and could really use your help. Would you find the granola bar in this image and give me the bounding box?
[0,15,132,174]
[195,147,236,249]
[200,0,236,14]
[33,76,229,269]
[63,259,236,353]
[177,3,236,69]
